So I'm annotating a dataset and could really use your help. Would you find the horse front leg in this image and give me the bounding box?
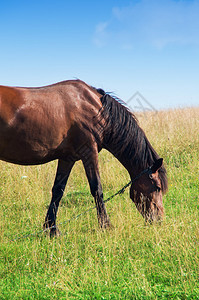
[43,159,74,237]
[82,146,111,229]
[93,187,111,229]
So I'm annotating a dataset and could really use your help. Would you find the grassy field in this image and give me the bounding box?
[0,107,198,299]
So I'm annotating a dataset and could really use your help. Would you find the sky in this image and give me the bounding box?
[0,0,199,110]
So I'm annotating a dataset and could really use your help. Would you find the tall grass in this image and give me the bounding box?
[0,107,198,299]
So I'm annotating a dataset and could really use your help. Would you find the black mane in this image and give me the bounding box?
[93,87,168,193]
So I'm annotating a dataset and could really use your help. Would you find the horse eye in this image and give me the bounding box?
[156,186,161,192]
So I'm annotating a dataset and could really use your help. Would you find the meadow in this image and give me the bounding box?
[0,107,198,299]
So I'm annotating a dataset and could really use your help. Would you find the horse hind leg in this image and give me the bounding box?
[43,159,74,237]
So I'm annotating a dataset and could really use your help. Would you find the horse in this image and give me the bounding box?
[0,79,167,236]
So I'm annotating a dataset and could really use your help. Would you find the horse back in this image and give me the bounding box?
[0,81,103,165]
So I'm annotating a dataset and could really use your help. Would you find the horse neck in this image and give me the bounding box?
[95,93,157,178]
[101,126,153,179]
[103,140,142,178]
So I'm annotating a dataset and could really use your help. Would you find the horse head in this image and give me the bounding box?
[130,158,165,222]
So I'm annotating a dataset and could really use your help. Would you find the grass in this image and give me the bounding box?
[0,107,199,299]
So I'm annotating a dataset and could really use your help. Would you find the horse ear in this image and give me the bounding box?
[151,158,163,173]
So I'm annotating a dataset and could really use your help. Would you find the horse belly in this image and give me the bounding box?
[0,127,59,165]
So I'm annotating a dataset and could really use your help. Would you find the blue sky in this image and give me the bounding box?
[0,0,199,110]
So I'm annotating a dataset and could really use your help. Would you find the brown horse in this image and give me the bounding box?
[0,79,167,236]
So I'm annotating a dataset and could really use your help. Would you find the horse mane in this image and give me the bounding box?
[93,87,168,194]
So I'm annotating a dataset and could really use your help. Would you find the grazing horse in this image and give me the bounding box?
[0,80,167,236]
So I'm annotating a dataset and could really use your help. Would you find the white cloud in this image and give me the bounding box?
[95,22,108,34]
[94,0,199,49]
[93,22,109,47]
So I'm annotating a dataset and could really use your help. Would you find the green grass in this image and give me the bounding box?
[0,108,199,299]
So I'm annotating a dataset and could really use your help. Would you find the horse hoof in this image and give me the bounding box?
[50,227,61,238]
[43,223,61,238]
[100,219,113,230]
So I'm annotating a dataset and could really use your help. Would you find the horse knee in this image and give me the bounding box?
[52,183,65,200]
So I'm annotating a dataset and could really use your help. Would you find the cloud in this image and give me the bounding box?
[93,22,109,47]
[93,0,199,49]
